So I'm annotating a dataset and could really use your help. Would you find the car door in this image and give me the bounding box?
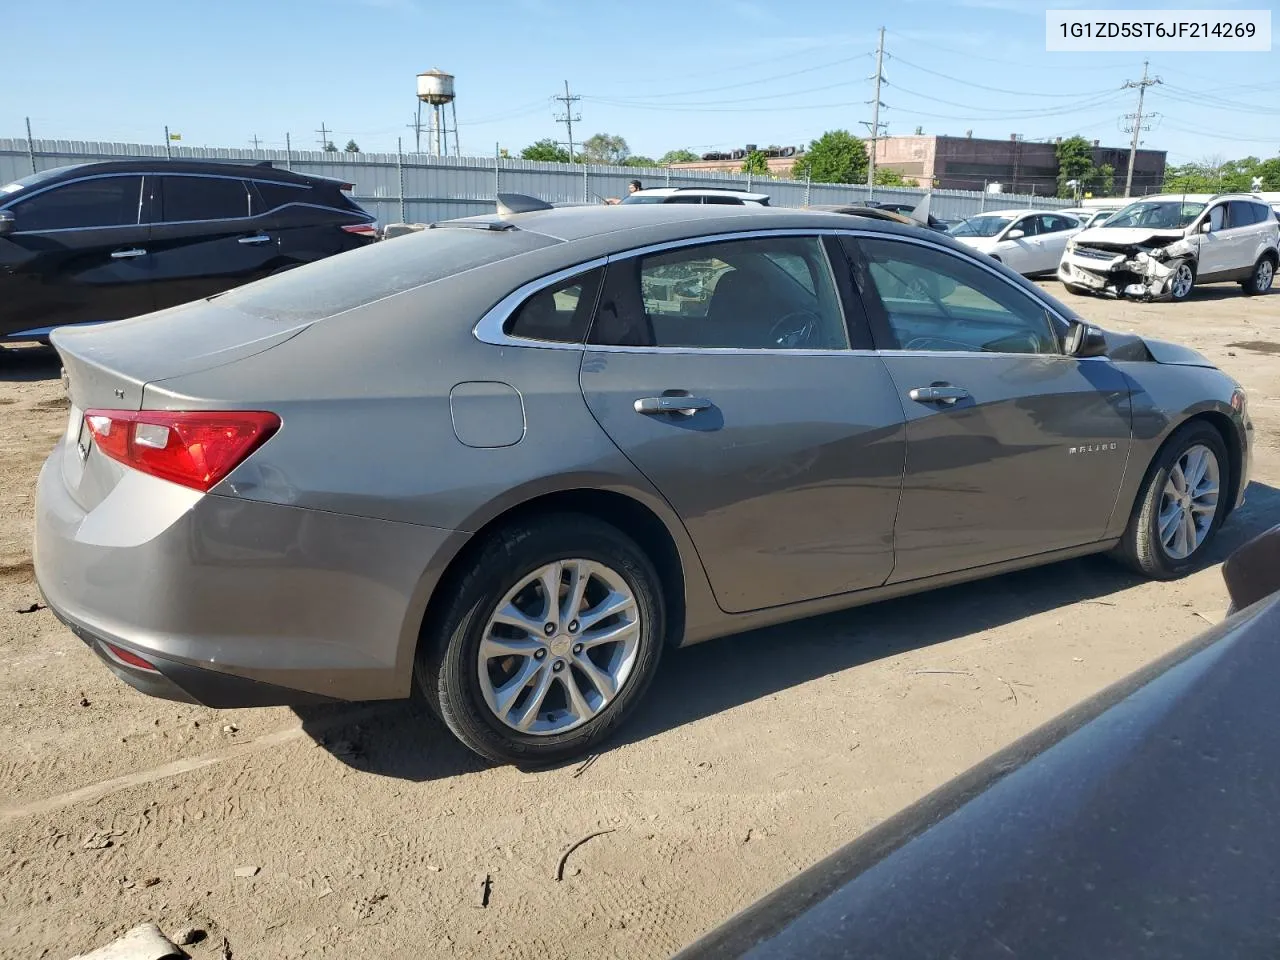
[1193,202,1230,278]
[1034,214,1079,273]
[844,234,1133,583]
[579,233,906,614]
[1225,201,1266,276]
[0,174,151,336]
[995,216,1038,273]
[146,173,279,311]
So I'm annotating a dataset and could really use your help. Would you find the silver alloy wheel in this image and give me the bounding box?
[1171,263,1195,299]
[1157,443,1220,561]
[1256,259,1275,292]
[478,559,641,736]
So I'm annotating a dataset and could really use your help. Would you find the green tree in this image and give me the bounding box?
[625,155,656,167]
[659,149,700,165]
[741,150,770,176]
[323,141,338,153]
[1163,161,1217,193]
[873,167,911,187]
[790,130,868,184]
[520,138,571,163]
[1055,135,1095,198]
[581,133,630,165]
[1096,163,1115,195]
[344,139,360,153]
[1257,156,1280,190]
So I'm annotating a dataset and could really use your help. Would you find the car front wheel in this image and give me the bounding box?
[418,514,665,765]
[1115,421,1230,579]
[1169,261,1196,302]
[1241,255,1275,296]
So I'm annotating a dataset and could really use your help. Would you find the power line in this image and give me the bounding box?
[554,80,581,162]
[586,52,870,103]
[1122,61,1161,197]
[890,55,1115,99]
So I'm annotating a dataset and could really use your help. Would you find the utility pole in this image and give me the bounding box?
[250,134,261,151]
[407,113,425,154]
[554,80,581,162]
[863,26,887,191]
[1122,61,1161,198]
[316,121,332,151]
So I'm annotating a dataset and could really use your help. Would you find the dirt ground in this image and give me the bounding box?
[2,281,1278,960]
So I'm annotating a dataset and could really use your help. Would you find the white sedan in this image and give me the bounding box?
[949,209,1083,276]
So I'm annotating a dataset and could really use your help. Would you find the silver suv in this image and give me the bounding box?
[620,186,770,206]
[1059,193,1279,302]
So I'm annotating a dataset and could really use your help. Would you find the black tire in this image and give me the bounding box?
[1114,420,1231,579]
[1241,255,1276,296]
[1168,260,1196,302]
[416,513,665,765]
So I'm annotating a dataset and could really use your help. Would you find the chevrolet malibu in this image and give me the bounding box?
[35,198,1253,764]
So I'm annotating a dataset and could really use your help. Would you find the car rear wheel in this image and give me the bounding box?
[1115,421,1230,579]
[1169,261,1196,302]
[417,514,665,765]
[1241,255,1275,296]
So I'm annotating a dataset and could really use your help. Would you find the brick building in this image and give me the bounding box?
[874,134,1167,197]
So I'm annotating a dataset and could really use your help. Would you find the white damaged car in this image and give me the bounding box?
[1059,194,1279,302]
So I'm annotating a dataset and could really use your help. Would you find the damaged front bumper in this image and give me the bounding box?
[1059,245,1192,301]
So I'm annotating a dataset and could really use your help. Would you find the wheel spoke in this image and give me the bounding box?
[561,669,594,721]
[1183,510,1199,552]
[563,561,591,622]
[1191,499,1218,516]
[579,590,636,631]
[1159,503,1183,542]
[538,562,563,624]
[491,603,545,638]
[493,658,541,715]
[1184,449,1208,491]
[574,653,618,700]
[581,618,640,650]
[1169,463,1188,496]
[480,635,542,660]
[513,664,554,731]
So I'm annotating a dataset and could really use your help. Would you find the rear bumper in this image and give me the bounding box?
[35,440,459,705]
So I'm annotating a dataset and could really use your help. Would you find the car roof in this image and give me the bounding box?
[631,186,771,200]
[976,208,1078,218]
[18,158,329,186]
[448,202,920,247]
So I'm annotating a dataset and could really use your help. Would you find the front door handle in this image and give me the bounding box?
[238,234,272,245]
[634,395,713,416]
[110,248,146,259]
[908,385,971,405]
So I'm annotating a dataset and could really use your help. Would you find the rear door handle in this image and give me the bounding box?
[634,395,713,416]
[908,385,971,405]
[110,248,146,259]
[238,234,272,245]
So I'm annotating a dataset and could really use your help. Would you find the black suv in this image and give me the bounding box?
[0,159,377,343]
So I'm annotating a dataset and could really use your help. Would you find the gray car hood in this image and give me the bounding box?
[1075,226,1189,247]
[1141,336,1215,368]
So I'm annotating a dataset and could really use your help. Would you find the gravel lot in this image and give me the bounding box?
[2,282,1278,959]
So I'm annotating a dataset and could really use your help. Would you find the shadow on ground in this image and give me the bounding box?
[0,345,61,382]
[297,482,1280,782]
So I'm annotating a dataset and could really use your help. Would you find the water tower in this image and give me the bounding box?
[416,69,459,157]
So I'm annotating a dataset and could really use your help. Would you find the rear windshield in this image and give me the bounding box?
[213,225,557,322]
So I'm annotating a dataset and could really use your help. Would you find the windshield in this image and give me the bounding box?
[1102,200,1205,229]
[949,215,1013,238]
[0,164,85,200]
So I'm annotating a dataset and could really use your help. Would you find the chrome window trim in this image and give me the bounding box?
[473,226,1086,358]
[2,172,146,230]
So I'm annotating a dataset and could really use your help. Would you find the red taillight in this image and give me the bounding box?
[103,641,158,672]
[83,410,281,492]
[341,222,378,237]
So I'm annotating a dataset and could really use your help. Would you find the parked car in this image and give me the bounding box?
[948,209,1083,275]
[1060,205,1122,228]
[35,198,1252,765]
[620,186,770,205]
[673,522,1280,960]
[1059,193,1279,302]
[0,159,377,344]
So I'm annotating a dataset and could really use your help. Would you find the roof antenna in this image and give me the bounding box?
[495,192,554,216]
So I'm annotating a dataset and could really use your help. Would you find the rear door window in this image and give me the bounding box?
[159,176,252,222]
[11,175,144,231]
[505,269,603,343]
[1227,201,1261,228]
[250,180,313,214]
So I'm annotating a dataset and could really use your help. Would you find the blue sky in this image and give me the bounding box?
[3,0,1276,175]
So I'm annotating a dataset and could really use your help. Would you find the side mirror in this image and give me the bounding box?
[0,210,13,237]
[1065,320,1108,358]
[1005,228,1025,240]
[1200,220,1213,234]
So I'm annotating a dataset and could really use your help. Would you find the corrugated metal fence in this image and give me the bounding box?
[0,138,1073,224]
